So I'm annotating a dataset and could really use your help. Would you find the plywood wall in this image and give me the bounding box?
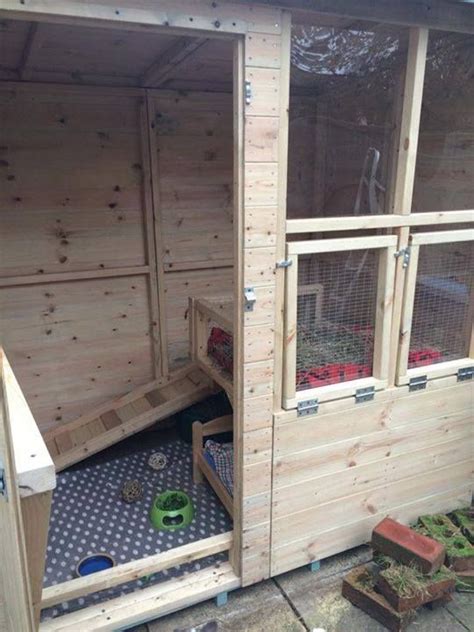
[0,83,235,432]
[0,84,157,432]
[148,90,234,368]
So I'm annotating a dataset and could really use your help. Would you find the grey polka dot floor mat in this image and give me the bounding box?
[42,430,232,621]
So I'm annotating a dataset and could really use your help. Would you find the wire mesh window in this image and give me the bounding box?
[408,241,473,368]
[206,319,233,377]
[296,249,379,391]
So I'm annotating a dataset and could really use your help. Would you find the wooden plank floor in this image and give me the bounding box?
[43,365,213,471]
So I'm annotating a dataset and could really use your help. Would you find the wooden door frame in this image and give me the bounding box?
[396,229,474,385]
[282,235,398,409]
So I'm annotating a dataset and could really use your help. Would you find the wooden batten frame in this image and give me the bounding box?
[286,210,474,234]
[145,94,170,377]
[396,230,474,385]
[139,100,164,379]
[388,27,429,386]
[283,236,398,409]
[41,531,232,610]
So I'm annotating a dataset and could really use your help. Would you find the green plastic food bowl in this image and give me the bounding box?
[150,490,194,531]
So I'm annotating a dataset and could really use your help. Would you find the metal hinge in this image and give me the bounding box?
[243,287,256,312]
[0,459,6,500]
[297,399,319,417]
[409,375,427,391]
[457,366,474,382]
[245,80,252,105]
[276,259,292,269]
[395,246,411,268]
[355,386,375,403]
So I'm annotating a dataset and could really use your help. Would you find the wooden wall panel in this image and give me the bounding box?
[0,86,145,277]
[1,276,154,432]
[164,267,233,367]
[0,84,157,433]
[271,381,474,575]
[148,88,235,370]
[150,90,234,273]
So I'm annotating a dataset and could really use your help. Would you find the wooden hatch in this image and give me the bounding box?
[43,365,213,472]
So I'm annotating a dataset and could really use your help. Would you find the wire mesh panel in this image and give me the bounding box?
[207,321,233,377]
[408,241,473,368]
[296,249,379,391]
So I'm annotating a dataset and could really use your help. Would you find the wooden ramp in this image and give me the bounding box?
[43,365,213,472]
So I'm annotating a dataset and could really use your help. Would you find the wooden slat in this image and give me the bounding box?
[410,229,474,246]
[55,432,73,455]
[100,411,122,431]
[197,452,234,517]
[272,459,472,547]
[271,486,472,577]
[285,209,474,234]
[41,531,232,609]
[39,562,240,632]
[287,235,398,256]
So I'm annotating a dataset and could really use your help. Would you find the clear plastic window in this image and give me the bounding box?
[288,22,408,218]
[412,31,474,213]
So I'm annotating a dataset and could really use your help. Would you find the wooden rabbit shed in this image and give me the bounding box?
[0,0,473,629]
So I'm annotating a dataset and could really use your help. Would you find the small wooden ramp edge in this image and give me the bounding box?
[43,365,213,472]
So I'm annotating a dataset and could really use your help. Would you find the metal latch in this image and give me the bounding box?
[457,366,474,382]
[243,287,256,312]
[245,80,252,106]
[276,259,292,269]
[0,459,6,499]
[409,375,427,391]
[395,246,411,268]
[355,386,375,403]
[297,399,319,417]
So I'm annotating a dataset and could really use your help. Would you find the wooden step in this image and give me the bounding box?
[39,561,240,631]
[44,365,213,472]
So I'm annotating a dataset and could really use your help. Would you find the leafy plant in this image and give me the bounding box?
[156,492,187,512]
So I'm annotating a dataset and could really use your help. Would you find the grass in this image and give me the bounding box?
[297,321,371,372]
[156,491,188,511]
[416,514,474,560]
[378,562,455,599]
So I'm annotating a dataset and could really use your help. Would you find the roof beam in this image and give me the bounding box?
[18,22,44,80]
[237,0,474,34]
[141,37,208,88]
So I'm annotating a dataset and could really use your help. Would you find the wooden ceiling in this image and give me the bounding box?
[0,18,233,91]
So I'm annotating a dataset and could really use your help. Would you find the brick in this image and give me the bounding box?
[456,569,474,591]
[342,566,414,632]
[376,568,455,613]
[372,518,445,575]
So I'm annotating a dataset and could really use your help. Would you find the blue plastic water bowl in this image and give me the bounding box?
[76,553,116,577]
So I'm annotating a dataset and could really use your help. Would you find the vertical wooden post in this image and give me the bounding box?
[396,244,420,382]
[21,491,53,629]
[145,94,170,377]
[282,250,298,406]
[230,35,245,578]
[373,246,397,381]
[274,11,292,410]
[388,27,429,386]
[139,100,165,379]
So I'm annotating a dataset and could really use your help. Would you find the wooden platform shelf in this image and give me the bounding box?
[189,296,234,403]
[43,365,213,472]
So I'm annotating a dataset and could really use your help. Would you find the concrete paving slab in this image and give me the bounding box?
[146,579,305,632]
[446,592,474,630]
[276,574,469,632]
